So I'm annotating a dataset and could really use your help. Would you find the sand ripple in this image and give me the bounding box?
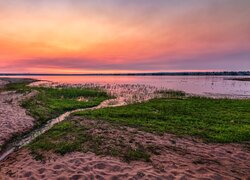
[1,120,250,179]
[0,150,172,179]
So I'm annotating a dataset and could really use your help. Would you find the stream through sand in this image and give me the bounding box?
[0,97,127,162]
[0,80,159,162]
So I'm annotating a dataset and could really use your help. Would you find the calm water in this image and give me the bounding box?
[4,76,250,97]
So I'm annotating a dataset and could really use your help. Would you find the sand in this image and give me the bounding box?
[0,81,36,149]
[0,80,250,179]
[0,80,8,88]
[1,119,250,179]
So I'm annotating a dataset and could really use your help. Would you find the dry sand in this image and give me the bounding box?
[0,80,8,89]
[0,119,250,179]
[0,81,36,149]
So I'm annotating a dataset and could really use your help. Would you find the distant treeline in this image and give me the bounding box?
[0,71,250,76]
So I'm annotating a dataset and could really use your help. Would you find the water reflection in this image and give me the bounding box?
[4,76,250,96]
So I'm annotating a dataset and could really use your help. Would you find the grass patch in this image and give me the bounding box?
[28,120,150,162]
[4,81,109,128]
[28,121,86,160]
[23,87,108,127]
[157,89,186,98]
[74,97,250,143]
[124,149,151,162]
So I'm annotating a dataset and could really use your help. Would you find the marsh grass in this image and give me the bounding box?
[74,96,250,143]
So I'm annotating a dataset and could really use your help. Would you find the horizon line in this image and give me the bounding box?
[0,71,250,76]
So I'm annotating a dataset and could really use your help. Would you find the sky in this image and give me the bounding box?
[0,0,250,73]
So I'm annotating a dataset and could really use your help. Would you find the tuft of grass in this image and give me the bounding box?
[124,149,151,162]
[74,97,250,143]
[157,89,186,98]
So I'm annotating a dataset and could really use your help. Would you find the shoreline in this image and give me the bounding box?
[1,70,250,76]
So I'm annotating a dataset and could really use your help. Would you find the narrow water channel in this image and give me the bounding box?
[0,98,125,162]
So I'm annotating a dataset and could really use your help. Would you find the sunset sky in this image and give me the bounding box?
[0,0,250,73]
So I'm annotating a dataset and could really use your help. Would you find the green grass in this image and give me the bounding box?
[28,120,150,162]
[29,121,86,156]
[3,82,33,93]
[74,97,250,143]
[124,149,150,162]
[23,87,109,127]
[4,81,109,127]
[157,89,186,98]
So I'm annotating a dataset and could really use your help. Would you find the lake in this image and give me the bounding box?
[3,76,250,97]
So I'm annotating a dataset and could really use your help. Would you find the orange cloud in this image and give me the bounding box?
[0,0,249,73]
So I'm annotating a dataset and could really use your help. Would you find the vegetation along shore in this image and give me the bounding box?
[0,78,249,179]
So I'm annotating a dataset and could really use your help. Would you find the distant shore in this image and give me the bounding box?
[0,71,250,76]
[226,78,250,81]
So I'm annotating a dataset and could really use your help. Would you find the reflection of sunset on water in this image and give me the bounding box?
[12,75,250,98]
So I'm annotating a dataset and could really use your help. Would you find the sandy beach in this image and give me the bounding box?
[1,119,249,179]
[0,79,250,179]
[0,80,36,150]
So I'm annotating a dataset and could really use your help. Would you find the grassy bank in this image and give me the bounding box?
[74,96,250,143]
[4,80,109,128]
[26,89,250,163]
[28,120,150,162]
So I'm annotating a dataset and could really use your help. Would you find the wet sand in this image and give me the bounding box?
[0,80,250,179]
